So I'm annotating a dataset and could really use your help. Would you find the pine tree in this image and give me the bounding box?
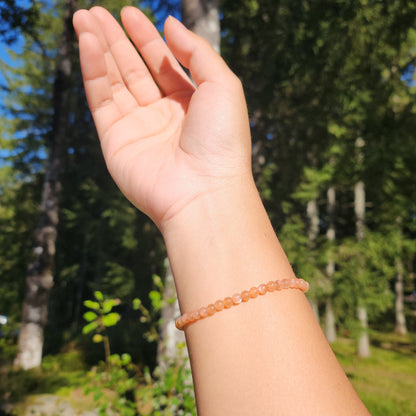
[14,0,77,369]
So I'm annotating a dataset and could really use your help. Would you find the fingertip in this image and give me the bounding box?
[120,5,135,15]
[120,5,144,23]
[121,6,162,49]
[165,19,235,87]
[165,15,187,31]
[89,5,106,14]
[72,9,89,36]
[164,16,195,66]
[89,5,111,22]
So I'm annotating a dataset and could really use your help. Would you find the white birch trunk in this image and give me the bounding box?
[394,258,407,335]
[325,186,337,343]
[157,259,187,370]
[354,137,370,358]
[181,0,220,53]
[394,217,407,335]
[357,305,370,358]
[306,198,320,323]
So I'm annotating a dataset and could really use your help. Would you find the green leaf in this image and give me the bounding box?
[94,291,104,301]
[102,312,120,327]
[132,298,141,310]
[149,290,162,310]
[102,299,114,313]
[121,353,131,366]
[152,274,163,290]
[83,311,97,322]
[92,333,103,343]
[82,321,98,334]
[84,300,100,310]
[102,298,121,313]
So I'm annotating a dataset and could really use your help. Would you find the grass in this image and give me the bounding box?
[332,332,416,416]
[1,331,415,415]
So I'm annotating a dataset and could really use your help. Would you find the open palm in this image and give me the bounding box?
[73,6,251,227]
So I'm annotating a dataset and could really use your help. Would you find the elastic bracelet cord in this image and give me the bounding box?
[175,277,309,330]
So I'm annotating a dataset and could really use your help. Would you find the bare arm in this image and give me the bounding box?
[73,7,370,415]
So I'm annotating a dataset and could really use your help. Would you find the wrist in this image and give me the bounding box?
[161,175,295,314]
[159,173,257,237]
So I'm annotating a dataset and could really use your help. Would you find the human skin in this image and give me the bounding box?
[73,6,370,415]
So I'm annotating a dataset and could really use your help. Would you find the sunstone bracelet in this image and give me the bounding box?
[175,277,309,330]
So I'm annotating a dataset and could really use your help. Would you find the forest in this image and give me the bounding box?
[0,0,416,415]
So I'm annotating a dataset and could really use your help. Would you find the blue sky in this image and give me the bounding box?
[0,0,182,169]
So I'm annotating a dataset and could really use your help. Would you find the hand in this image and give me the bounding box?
[73,6,252,229]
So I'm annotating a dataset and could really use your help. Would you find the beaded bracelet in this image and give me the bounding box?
[175,277,309,330]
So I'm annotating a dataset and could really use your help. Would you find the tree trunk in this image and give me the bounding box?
[181,0,220,53]
[354,137,370,358]
[357,305,370,358]
[325,186,337,343]
[306,198,320,323]
[14,0,76,369]
[394,258,407,335]
[157,259,187,371]
[355,179,369,358]
[394,219,407,335]
[156,0,221,370]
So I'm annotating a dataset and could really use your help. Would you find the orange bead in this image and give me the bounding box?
[199,307,208,318]
[300,279,309,292]
[215,300,224,311]
[232,293,242,305]
[181,312,191,326]
[224,297,233,308]
[258,284,267,295]
[207,304,216,315]
[190,311,200,323]
[241,290,250,302]
[175,317,183,330]
[249,287,259,298]
[174,277,310,330]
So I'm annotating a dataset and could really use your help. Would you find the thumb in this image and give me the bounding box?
[164,16,239,88]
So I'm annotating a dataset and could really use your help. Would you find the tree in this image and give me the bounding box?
[181,0,220,52]
[325,185,337,343]
[220,0,416,349]
[14,0,77,369]
[157,0,221,367]
[354,138,370,358]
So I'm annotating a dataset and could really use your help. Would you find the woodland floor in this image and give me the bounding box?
[1,331,416,416]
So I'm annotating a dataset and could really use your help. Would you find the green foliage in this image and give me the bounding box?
[278,212,329,298]
[82,291,121,364]
[0,350,86,403]
[333,334,416,416]
[133,274,167,343]
[140,348,196,416]
[85,353,139,416]
[292,164,334,203]
[81,284,196,415]
[334,232,395,329]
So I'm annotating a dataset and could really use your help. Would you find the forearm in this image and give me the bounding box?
[162,178,369,416]
[74,7,369,413]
